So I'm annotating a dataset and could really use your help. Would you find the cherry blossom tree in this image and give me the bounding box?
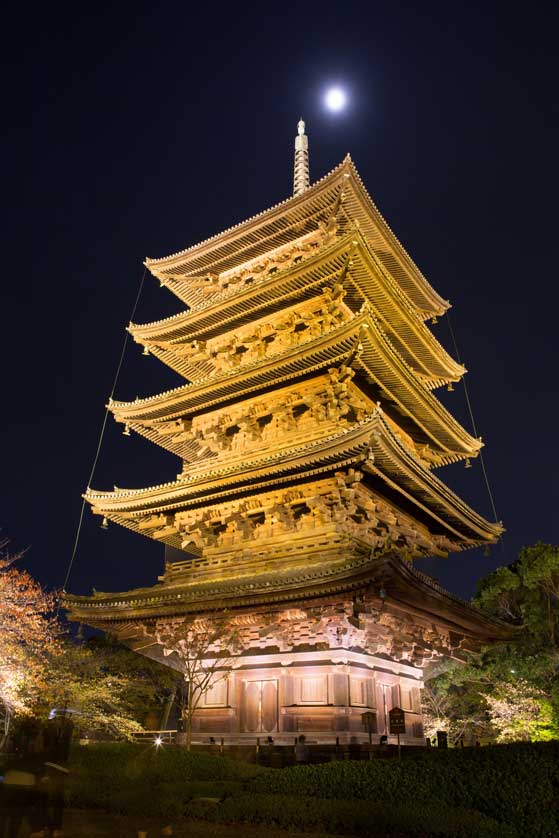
[154,616,240,750]
[0,539,59,747]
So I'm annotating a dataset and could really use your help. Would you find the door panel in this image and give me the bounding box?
[261,680,278,733]
[380,683,394,733]
[244,680,262,733]
[242,680,278,733]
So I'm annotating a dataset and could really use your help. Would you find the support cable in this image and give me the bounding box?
[61,266,147,594]
[445,312,500,526]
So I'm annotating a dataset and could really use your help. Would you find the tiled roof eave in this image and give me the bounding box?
[63,555,513,642]
[133,231,464,386]
[86,411,499,545]
[111,310,480,457]
[144,157,447,317]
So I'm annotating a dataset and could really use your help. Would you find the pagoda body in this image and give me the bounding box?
[66,126,508,744]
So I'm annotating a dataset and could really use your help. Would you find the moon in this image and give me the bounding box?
[325,87,347,112]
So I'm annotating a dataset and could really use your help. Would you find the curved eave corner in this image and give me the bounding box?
[82,411,502,549]
[385,558,516,642]
[143,156,448,318]
[342,156,450,317]
[62,554,516,644]
[142,158,350,271]
[106,309,481,462]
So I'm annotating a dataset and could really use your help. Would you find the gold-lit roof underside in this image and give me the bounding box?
[113,310,480,460]
[86,411,501,548]
[145,158,448,318]
[132,234,463,386]
[63,553,512,643]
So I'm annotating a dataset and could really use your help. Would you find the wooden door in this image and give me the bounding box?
[380,683,394,734]
[242,679,278,733]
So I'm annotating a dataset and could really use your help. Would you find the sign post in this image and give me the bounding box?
[361,711,376,758]
[389,706,406,759]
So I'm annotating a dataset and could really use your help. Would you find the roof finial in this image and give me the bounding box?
[293,118,310,196]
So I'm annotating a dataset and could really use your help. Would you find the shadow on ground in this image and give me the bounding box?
[59,809,340,838]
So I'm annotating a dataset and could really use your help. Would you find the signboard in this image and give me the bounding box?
[389,706,406,735]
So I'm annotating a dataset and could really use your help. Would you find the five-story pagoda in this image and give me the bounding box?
[65,122,508,744]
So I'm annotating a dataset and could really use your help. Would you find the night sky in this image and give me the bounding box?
[3,2,558,604]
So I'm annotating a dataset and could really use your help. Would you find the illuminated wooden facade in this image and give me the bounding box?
[65,124,508,743]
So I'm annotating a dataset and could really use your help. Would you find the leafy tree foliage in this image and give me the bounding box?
[423,543,559,743]
[477,542,559,644]
[0,540,60,746]
[0,539,176,741]
[154,616,240,750]
[35,636,178,739]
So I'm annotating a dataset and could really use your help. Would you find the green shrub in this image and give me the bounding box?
[65,741,559,835]
[249,742,559,835]
[66,743,258,816]
[187,794,517,837]
[69,742,260,783]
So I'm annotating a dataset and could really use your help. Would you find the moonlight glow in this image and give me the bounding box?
[325,87,347,112]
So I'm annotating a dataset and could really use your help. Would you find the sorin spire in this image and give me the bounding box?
[293,119,310,196]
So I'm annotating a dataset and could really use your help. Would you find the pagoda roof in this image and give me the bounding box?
[145,157,449,319]
[132,231,464,387]
[112,309,480,462]
[63,555,512,645]
[86,409,501,549]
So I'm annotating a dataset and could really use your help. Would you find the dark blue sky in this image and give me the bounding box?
[3,1,558,601]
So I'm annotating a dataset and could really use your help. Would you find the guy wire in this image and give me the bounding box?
[61,265,148,596]
[445,311,500,526]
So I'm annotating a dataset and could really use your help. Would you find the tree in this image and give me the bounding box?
[0,539,179,743]
[516,543,559,645]
[421,660,495,745]
[154,616,240,750]
[422,676,479,745]
[477,543,559,645]
[35,636,178,740]
[0,539,59,747]
[424,543,559,744]
[485,680,558,742]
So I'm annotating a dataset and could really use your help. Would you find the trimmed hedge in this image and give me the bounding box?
[187,794,516,837]
[250,742,559,836]
[66,743,259,814]
[63,742,559,835]
[69,742,260,782]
